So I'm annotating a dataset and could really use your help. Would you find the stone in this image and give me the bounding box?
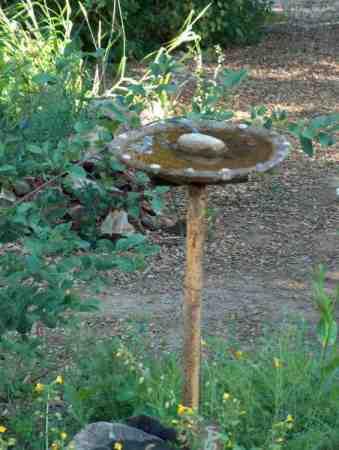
[13,179,31,196]
[69,422,163,450]
[100,210,135,236]
[0,188,16,207]
[177,133,227,159]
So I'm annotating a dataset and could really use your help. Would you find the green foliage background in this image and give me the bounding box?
[3,0,274,57]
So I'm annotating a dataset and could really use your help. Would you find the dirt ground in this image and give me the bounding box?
[86,25,339,351]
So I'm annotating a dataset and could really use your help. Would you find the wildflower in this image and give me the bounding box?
[0,425,7,433]
[177,404,193,415]
[55,375,64,385]
[223,392,231,401]
[34,383,45,393]
[201,339,207,346]
[60,431,68,440]
[114,442,123,450]
[234,350,243,360]
[51,442,60,450]
[273,357,283,369]
[286,414,294,423]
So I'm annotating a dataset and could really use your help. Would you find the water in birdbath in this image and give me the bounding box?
[125,126,273,171]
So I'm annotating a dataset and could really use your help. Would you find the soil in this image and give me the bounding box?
[84,25,339,351]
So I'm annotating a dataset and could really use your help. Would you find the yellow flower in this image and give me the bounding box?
[223,392,231,401]
[34,383,45,393]
[55,375,64,385]
[177,404,193,415]
[60,431,68,440]
[201,339,207,346]
[0,425,7,433]
[113,442,123,450]
[286,414,294,423]
[234,350,243,360]
[51,442,60,450]
[273,357,283,369]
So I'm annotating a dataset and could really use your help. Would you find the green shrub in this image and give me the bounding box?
[3,0,273,59]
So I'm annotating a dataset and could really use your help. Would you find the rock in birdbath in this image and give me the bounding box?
[177,133,227,159]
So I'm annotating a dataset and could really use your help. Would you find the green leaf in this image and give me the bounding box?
[151,195,163,214]
[32,72,57,85]
[116,388,135,402]
[309,113,339,129]
[323,354,339,378]
[111,160,125,172]
[301,127,317,140]
[299,136,314,157]
[0,165,17,175]
[257,105,268,116]
[114,256,138,272]
[328,321,337,346]
[27,144,43,154]
[153,186,170,195]
[26,255,41,273]
[115,234,146,252]
[74,121,93,134]
[318,132,336,147]
[221,69,247,88]
[288,122,301,136]
[69,165,87,178]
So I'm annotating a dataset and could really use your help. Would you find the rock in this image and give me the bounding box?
[177,133,227,159]
[141,213,177,231]
[100,210,135,236]
[69,422,162,450]
[13,179,31,196]
[0,188,16,207]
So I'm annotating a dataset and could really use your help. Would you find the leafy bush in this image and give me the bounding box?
[185,0,274,46]
[3,0,274,59]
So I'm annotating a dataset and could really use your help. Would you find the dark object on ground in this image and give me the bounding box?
[125,415,178,443]
[71,417,182,450]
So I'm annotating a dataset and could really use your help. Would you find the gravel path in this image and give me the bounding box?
[84,26,339,350]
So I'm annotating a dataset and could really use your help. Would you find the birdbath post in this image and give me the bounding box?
[183,183,207,409]
[110,119,290,412]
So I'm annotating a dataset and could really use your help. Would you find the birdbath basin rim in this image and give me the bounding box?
[109,119,290,185]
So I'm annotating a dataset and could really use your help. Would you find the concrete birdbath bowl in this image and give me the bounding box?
[109,118,290,410]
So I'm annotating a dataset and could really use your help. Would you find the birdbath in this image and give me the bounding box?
[109,118,290,410]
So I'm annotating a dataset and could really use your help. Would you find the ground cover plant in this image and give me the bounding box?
[0,0,339,449]
[1,275,339,450]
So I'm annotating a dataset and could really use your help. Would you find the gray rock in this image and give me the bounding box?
[177,133,227,159]
[100,210,135,236]
[13,179,31,196]
[69,422,162,450]
[0,188,16,207]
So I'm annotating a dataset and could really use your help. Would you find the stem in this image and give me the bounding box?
[183,184,207,410]
[45,386,50,450]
